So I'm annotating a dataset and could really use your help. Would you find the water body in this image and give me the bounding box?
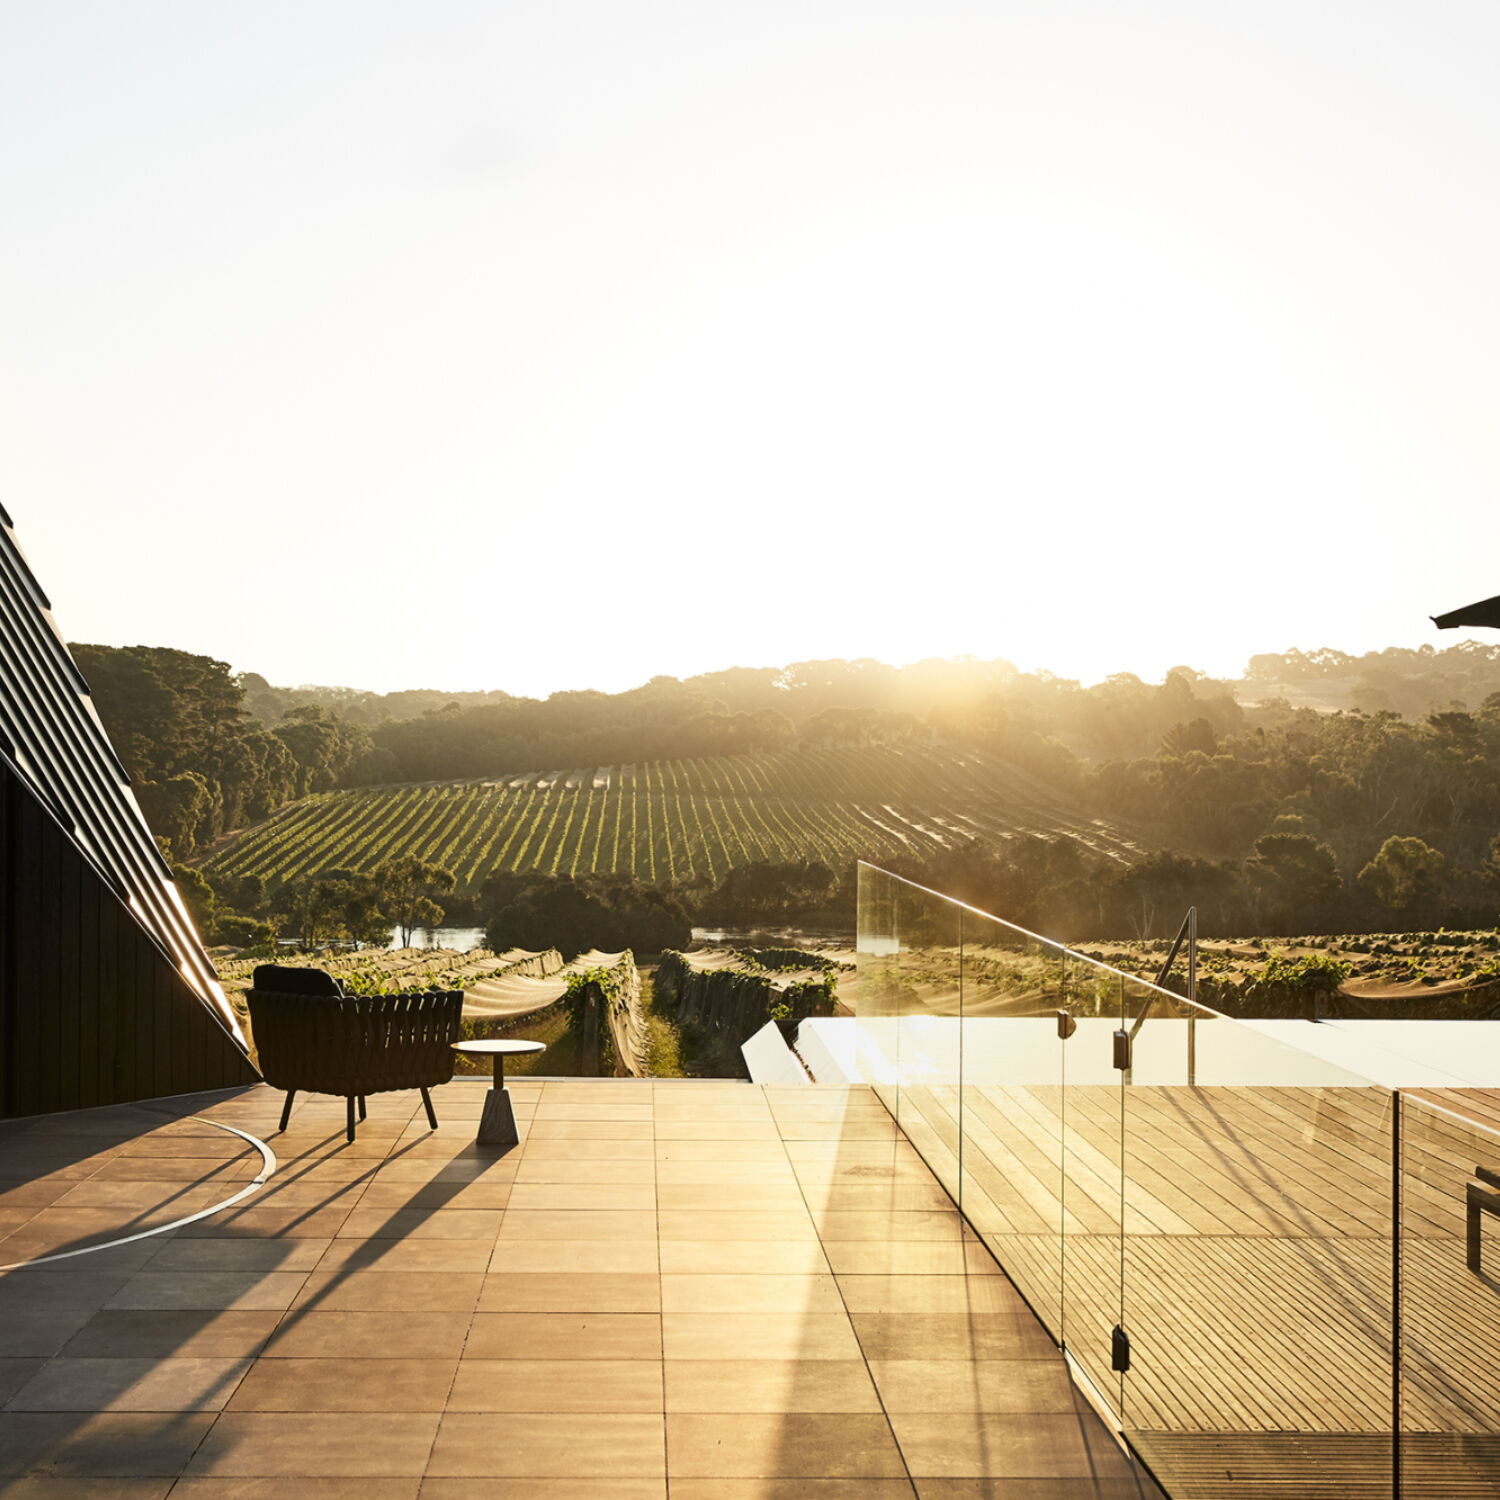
[690,926,853,947]
[386,925,488,951]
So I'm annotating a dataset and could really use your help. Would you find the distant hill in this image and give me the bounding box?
[197,744,1143,892]
[1241,642,1500,719]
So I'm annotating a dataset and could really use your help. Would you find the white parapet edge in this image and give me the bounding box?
[795,1017,861,1084]
[742,1019,812,1086]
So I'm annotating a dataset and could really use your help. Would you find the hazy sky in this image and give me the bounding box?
[3,2,1497,698]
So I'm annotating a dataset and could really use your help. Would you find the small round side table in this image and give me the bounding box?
[451,1039,545,1150]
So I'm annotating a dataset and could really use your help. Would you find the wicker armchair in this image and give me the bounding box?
[247,965,465,1141]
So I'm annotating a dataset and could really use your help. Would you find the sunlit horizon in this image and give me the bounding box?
[4,3,1497,702]
[47,630,1491,704]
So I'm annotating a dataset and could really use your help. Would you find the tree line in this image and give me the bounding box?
[174,854,457,951]
[72,644,394,859]
[74,640,1500,941]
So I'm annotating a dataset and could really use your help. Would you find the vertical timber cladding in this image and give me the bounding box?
[0,505,258,1117]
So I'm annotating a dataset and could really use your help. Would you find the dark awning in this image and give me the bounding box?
[1433,594,1500,630]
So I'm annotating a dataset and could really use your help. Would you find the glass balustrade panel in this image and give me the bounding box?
[959,912,1068,1343]
[1399,1094,1500,1497]
[891,877,963,1196]
[855,863,902,1119]
[1123,986,1393,1497]
[854,863,962,1197]
[860,866,1403,1498]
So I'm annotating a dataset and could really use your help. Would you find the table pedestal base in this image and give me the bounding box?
[476,1086,520,1150]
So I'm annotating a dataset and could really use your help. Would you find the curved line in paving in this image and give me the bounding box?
[0,1118,278,1272]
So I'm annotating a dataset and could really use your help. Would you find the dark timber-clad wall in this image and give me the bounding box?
[0,760,257,1115]
[0,504,258,1117]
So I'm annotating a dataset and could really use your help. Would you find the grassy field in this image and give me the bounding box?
[197,743,1141,891]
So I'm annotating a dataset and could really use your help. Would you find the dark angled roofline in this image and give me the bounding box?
[0,508,248,1054]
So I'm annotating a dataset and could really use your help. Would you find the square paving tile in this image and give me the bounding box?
[651,1106,773,1122]
[910,1483,1161,1498]
[1,1208,180,1254]
[315,1238,495,1274]
[0,1361,45,1406]
[0,1307,115,1359]
[803,1183,956,1212]
[657,1240,830,1276]
[0,1158,103,1182]
[523,1121,653,1140]
[449,1358,663,1411]
[783,1141,926,1164]
[288,1270,484,1312]
[850,1312,1058,1362]
[835,1274,1023,1315]
[654,1141,789,1162]
[3,1357,251,1413]
[666,1413,907,1478]
[652,1121,782,1141]
[260,1310,472,1360]
[821,1241,1003,1276]
[775,1121,900,1141]
[512,1159,656,1184]
[813,1210,967,1241]
[0,1272,131,1312]
[145,1239,330,1273]
[654,1162,799,1185]
[476,1272,661,1313]
[427,1411,665,1477]
[670,1484,914,1500]
[657,1211,817,1242]
[888,1412,1140,1479]
[487,1240,660,1274]
[354,1179,513,1210]
[174,1203,355,1238]
[0,1411,214,1475]
[366,1158,517,1183]
[520,1139,655,1160]
[51,1182,235,1212]
[335,1209,503,1241]
[60,1311,281,1360]
[662,1313,862,1361]
[656,1184,807,1212]
[1,1243,166,1278]
[465,1312,662,1360]
[531,1104,654,1122]
[868,1359,1079,1413]
[170,1477,421,1498]
[103,1273,307,1313]
[496,1210,658,1240]
[0,1081,1139,1496]
[504,1183,657,1211]
[660,1273,845,1315]
[184,1411,440,1476]
[421,1482,663,1499]
[267,1159,379,1186]
[792,1159,935,1185]
[0,1480,176,1498]
[122,1137,251,1160]
[226,1357,458,1412]
[665,1359,882,1413]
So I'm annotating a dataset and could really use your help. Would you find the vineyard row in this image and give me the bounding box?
[201,745,1142,890]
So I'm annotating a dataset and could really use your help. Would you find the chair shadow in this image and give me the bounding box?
[0,1078,508,1476]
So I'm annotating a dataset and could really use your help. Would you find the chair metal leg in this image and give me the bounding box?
[346,1095,356,1143]
[421,1086,438,1130]
[358,1095,367,1121]
[279,1090,295,1133]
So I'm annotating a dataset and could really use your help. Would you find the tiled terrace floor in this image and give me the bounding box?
[0,1078,1163,1498]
